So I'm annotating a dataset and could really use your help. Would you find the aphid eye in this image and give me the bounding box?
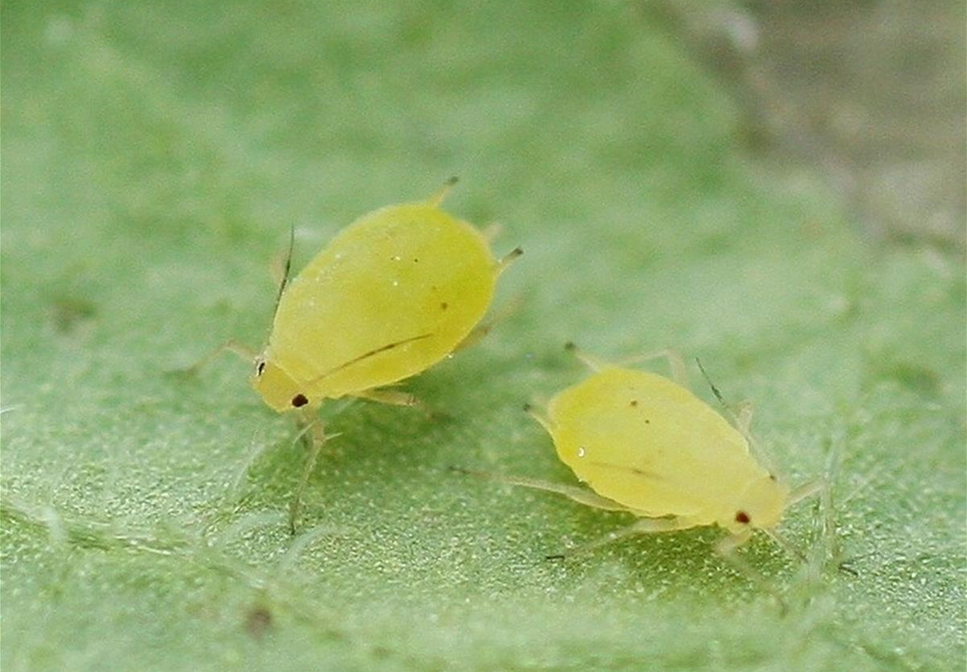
[768,473,777,481]
[291,393,309,408]
[735,511,751,524]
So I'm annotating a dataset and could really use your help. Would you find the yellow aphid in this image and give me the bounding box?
[252,178,519,413]
[193,179,521,530]
[470,345,820,563]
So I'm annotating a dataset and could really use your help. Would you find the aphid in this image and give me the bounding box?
[198,179,521,530]
[460,344,821,570]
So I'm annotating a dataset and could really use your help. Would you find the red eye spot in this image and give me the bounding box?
[291,394,309,408]
[735,511,751,524]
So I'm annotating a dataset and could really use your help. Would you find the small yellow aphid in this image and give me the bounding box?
[203,179,521,530]
[470,344,820,564]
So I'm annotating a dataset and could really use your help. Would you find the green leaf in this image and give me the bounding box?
[3,3,963,671]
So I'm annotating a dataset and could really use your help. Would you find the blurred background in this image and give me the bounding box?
[656,0,965,250]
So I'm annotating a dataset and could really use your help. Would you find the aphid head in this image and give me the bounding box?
[726,474,790,533]
[250,355,310,413]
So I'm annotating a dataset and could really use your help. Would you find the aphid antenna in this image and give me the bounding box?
[694,357,780,476]
[178,339,256,377]
[270,225,296,327]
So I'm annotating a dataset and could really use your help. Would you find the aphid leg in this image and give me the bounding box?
[548,516,694,560]
[480,222,503,243]
[787,478,826,507]
[762,528,806,562]
[785,476,841,576]
[178,340,257,377]
[353,388,424,411]
[715,531,787,611]
[729,398,780,476]
[735,400,754,436]
[450,467,628,511]
[288,410,328,535]
[427,176,460,207]
[523,402,553,434]
[495,247,524,276]
[619,348,689,387]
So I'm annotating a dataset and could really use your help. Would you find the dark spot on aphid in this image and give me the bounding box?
[256,360,266,376]
[768,473,777,481]
[244,605,272,640]
[291,393,309,408]
[629,399,638,407]
[645,419,651,424]
[440,302,449,311]
[735,511,751,524]
[413,257,420,263]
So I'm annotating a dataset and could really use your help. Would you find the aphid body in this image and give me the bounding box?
[253,184,512,412]
[545,365,789,536]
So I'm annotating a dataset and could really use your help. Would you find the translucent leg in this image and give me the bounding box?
[288,409,328,534]
[563,343,688,387]
[715,530,787,612]
[735,400,754,436]
[617,348,689,388]
[480,222,503,243]
[787,478,826,507]
[785,476,845,578]
[352,388,420,407]
[449,467,629,512]
[547,516,695,560]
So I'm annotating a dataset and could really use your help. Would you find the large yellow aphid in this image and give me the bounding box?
[198,179,521,530]
[462,344,822,573]
[252,178,519,413]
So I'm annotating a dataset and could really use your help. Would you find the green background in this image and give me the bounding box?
[2,2,964,671]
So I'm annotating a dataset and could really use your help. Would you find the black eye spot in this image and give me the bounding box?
[256,361,266,376]
[291,394,309,408]
[768,473,777,481]
[440,302,449,311]
[735,511,751,524]
[629,399,638,407]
